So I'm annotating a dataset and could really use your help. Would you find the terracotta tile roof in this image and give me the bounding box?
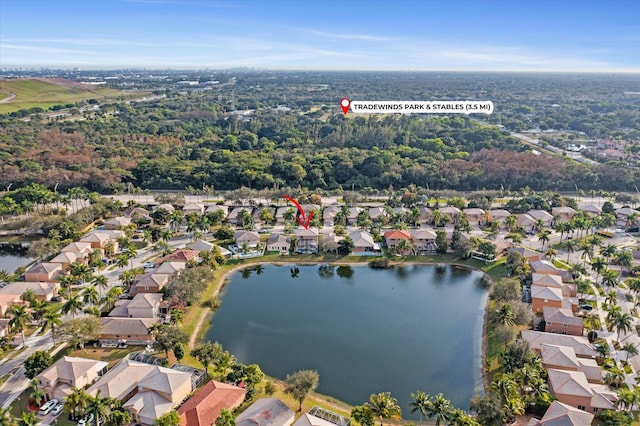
[156,249,200,264]
[383,230,412,240]
[178,380,246,426]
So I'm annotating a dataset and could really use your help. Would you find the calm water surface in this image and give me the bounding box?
[206,264,488,414]
[0,252,34,275]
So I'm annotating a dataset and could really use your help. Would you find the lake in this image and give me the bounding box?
[0,243,34,275]
[205,263,488,415]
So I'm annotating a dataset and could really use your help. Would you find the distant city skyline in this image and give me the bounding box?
[1,0,639,72]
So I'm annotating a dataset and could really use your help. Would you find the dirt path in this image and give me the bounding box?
[189,307,211,349]
[0,91,16,104]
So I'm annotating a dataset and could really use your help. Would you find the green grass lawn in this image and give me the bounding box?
[0,79,129,114]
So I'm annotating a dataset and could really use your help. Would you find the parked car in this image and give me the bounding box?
[38,399,59,416]
[51,403,64,416]
[78,413,94,426]
[580,304,594,311]
[118,293,130,299]
[143,261,155,269]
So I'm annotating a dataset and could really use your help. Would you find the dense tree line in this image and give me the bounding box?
[1,73,639,193]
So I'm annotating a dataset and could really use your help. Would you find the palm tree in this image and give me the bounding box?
[65,387,90,420]
[17,412,37,426]
[609,311,633,343]
[8,303,32,347]
[169,309,184,325]
[591,257,607,283]
[62,294,84,319]
[0,407,15,426]
[495,303,516,326]
[28,379,45,407]
[109,409,132,426]
[86,389,111,426]
[505,215,517,232]
[215,409,235,426]
[114,254,128,270]
[601,268,619,288]
[366,392,402,426]
[395,238,414,255]
[601,244,618,261]
[604,289,618,307]
[424,394,453,426]
[615,250,633,283]
[563,238,579,262]
[82,285,100,306]
[449,408,479,426]
[621,343,639,363]
[41,310,62,344]
[569,263,587,279]
[537,229,551,250]
[92,275,109,298]
[409,390,430,425]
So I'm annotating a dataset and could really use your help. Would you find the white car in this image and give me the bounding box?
[38,399,59,416]
[78,413,94,426]
[51,403,64,416]
[143,261,155,269]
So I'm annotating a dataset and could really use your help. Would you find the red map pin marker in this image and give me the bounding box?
[340,97,351,115]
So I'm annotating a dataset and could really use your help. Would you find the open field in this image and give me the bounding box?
[0,78,127,114]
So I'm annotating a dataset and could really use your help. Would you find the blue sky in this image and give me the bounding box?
[1,0,639,71]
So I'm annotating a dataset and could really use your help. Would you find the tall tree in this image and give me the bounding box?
[86,389,112,426]
[364,392,401,426]
[215,409,236,426]
[424,394,453,426]
[8,303,32,347]
[284,370,320,411]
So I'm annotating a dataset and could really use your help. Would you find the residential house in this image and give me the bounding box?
[292,407,350,426]
[275,207,292,225]
[98,317,159,345]
[80,230,122,250]
[532,273,577,297]
[530,260,562,276]
[206,205,227,215]
[348,230,380,255]
[526,401,594,426]
[391,207,409,218]
[368,207,387,223]
[183,203,205,215]
[384,230,412,251]
[579,204,602,215]
[547,369,617,414]
[320,232,342,253]
[487,209,512,228]
[109,293,167,318]
[616,207,639,227]
[156,203,175,213]
[346,207,361,226]
[419,206,432,225]
[439,206,461,223]
[520,330,597,358]
[88,358,192,426]
[508,247,543,262]
[295,228,319,254]
[130,273,171,295]
[543,307,584,336]
[410,229,437,254]
[236,398,294,426]
[61,241,94,257]
[37,356,108,401]
[552,207,577,224]
[0,281,56,303]
[126,207,152,223]
[155,249,199,265]
[235,230,261,248]
[0,294,21,317]
[104,216,132,230]
[531,285,564,312]
[463,208,486,226]
[253,207,275,226]
[0,318,9,337]
[23,262,63,282]
[517,214,537,233]
[154,261,187,276]
[177,380,246,426]
[228,207,253,226]
[267,234,291,255]
[186,239,215,253]
[540,344,601,383]
[322,206,340,226]
[49,251,82,267]
[528,210,554,227]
